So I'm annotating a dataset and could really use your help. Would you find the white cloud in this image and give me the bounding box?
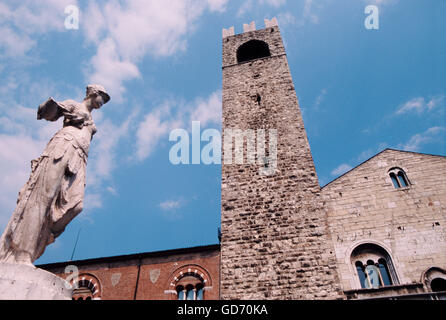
[159,200,182,211]
[396,95,444,115]
[330,142,389,178]
[189,90,222,126]
[106,186,118,196]
[0,26,35,57]
[136,103,180,161]
[276,12,298,28]
[158,198,188,221]
[237,0,287,17]
[277,0,325,28]
[87,38,141,104]
[426,95,445,111]
[331,163,353,177]
[302,0,319,24]
[0,0,77,58]
[399,127,446,152]
[0,134,46,228]
[135,90,222,162]
[89,115,133,183]
[207,0,229,12]
[314,88,327,110]
[83,0,227,102]
[362,0,399,6]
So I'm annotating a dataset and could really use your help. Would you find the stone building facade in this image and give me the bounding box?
[40,20,446,300]
[322,149,446,299]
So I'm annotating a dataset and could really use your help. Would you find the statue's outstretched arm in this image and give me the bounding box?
[37,97,67,122]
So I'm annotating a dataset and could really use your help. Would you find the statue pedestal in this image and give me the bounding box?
[0,263,72,300]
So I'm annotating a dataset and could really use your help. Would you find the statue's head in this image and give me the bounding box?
[85,84,110,109]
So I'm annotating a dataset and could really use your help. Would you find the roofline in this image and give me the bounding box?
[37,244,221,270]
[321,148,446,189]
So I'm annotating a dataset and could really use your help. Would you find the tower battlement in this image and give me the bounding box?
[222,18,285,69]
[222,17,279,38]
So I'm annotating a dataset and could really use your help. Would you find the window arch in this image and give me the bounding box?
[351,243,398,289]
[169,265,211,301]
[70,274,101,300]
[388,168,410,189]
[237,40,271,64]
[422,267,446,292]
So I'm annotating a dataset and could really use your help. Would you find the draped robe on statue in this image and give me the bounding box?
[0,99,97,264]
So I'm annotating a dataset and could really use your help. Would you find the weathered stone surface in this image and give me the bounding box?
[220,24,343,300]
[322,150,446,294]
[0,263,72,300]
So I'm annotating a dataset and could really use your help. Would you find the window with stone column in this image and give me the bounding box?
[388,168,410,189]
[169,265,211,300]
[351,244,398,289]
[176,276,205,300]
[70,274,101,300]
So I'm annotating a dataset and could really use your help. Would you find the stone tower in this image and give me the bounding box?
[220,19,342,299]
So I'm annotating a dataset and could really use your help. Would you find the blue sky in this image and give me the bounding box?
[0,0,444,265]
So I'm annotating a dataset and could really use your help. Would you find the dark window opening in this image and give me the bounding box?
[237,40,271,64]
[390,173,400,189]
[397,171,408,187]
[431,278,446,292]
[378,258,393,286]
[356,262,367,289]
[389,168,410,189]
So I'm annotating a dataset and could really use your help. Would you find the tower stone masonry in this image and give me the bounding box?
[220,20,343,299]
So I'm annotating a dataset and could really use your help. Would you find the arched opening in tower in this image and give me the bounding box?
[237,40,271,64]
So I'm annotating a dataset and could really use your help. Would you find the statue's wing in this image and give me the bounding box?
[37,97,64,122]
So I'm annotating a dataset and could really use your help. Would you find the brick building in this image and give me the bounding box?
[40,20,446,300]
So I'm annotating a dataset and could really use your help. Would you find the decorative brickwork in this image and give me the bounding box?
[220,23,343,300]
[40,245,220,300]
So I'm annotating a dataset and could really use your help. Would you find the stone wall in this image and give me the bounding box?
[220,24,343,300]
[322,150,446,295]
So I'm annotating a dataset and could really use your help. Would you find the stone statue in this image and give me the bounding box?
[0,85,110,265]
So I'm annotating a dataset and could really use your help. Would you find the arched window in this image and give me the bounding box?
[237,40,271,64]
[388,168,409,189]
[351,244,398,289]
[72,279,96,300]
[423,267,446,293]
[70,274,101,301]
[169,265,211,300]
